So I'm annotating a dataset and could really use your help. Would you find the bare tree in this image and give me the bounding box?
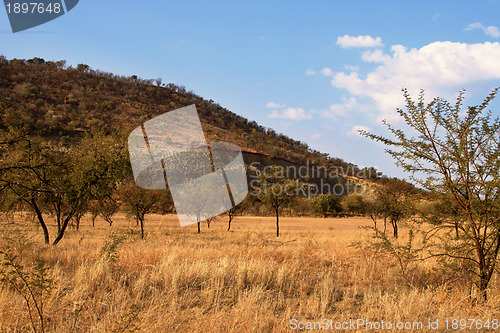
[225,204,243,231]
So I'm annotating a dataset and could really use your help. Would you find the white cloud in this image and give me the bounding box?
[344,64,360,71]
[466,22,500,38]
[330,41,500,121]
[361,49,391,63]
[323,96,358,118]
[266,102,286,109]
[336,35,384,48]
[310,133,321,140]
[321,67,334,76]
[347,125,372,137]
[268,107,312,121]
[305,69,317,76]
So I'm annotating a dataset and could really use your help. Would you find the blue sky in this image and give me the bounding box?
[2,0,500,179]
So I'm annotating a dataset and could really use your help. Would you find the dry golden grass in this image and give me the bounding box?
[0,213,499,332]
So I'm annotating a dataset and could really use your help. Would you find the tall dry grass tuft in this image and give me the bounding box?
[0,214,499,332]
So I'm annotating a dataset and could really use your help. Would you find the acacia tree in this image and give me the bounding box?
[97,194,120,226]
[0,129,126,245]
[120,182,162,239]
[205,216,216,229]
[364,198,386,231]
[257,165,296,237]
[375,178,416,238]
[362,88,500,301]
[225,204,243,231]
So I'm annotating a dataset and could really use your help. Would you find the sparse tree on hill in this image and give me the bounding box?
[76,63,89,72]
[362,88,500,301]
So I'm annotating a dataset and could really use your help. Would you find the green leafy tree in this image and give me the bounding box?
[342,194,366,216]
[0,129,126,245]
[374,178,416,238]
[310,194,342,218]
[362,88,500,300]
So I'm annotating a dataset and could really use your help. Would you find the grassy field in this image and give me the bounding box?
[0,214,499,332]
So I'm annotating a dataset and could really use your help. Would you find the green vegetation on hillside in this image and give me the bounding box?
[0,56,376,176]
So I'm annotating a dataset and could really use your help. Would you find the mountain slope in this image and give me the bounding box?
[0,56,379,185]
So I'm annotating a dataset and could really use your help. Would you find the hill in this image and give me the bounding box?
[0,56,380,183]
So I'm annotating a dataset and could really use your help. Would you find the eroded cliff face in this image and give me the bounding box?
[242,151,369,197]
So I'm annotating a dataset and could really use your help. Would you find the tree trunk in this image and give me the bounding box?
[370,215,378,230]
[53,215,72,245]
[383,217,387,234]
[227,215,232,231]
[32,202,50,244]
[197,221,201,234]
[392,219,398,238]
[74,212,82,231]
[54,202,62,233]
[479,275,488,302]
[276,208,280,237]
[57,216,62,233]
[140,218,145,239]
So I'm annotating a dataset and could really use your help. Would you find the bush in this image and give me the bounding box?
[309,194,342,218]
[342,194,366,216]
